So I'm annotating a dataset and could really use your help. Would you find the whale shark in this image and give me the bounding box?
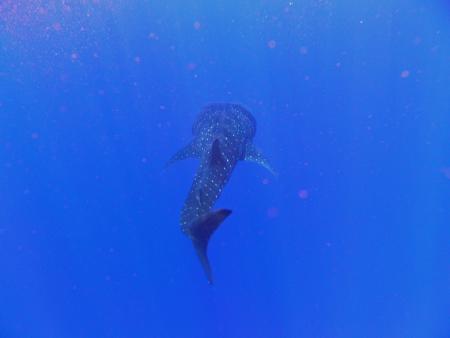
[167,103,274,284]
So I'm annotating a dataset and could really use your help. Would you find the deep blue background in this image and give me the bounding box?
[0,1,449,337]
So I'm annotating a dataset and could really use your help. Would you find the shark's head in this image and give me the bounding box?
[192,103,256,142]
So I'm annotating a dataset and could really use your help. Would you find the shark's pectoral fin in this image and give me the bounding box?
[210,139,226,167]
[244,143,277,176]
[189,209,232,284]
[165,142,199,169]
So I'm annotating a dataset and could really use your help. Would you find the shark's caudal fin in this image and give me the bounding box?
[165,142,199,169]
[189,208,232,284]
[244,143,277,176]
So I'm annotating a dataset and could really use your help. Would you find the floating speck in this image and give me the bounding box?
[400,70,410,78]
[148,32,159,40]
[298,189,309,199]
[441,167,450,179]
[187,63,197,71]
[71,52,79,61]
[267,207,279,218]
[52,22,62,31]
[267,40,277,49]
[193,21,201,30]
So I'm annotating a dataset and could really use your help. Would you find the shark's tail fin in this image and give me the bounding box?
[189,209,232,284]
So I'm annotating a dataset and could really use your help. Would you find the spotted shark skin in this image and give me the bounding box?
[167,103,274,284]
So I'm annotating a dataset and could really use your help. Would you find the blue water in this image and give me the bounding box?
[1,1,449,337]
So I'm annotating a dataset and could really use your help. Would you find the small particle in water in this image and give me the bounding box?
[336,62,341,68]
[31,132,39,140]
[413,36,422,45]
[71,52,79,61]
[148,32,159,40]
[193,21,202,30]
[60,73,69,83]
[187,62,197,71]
[134,56,141,64]
[262,178,270,185]
[267,40,277,49]
[52,22,62,31]
[298,189,309,199]
[267,207,279,218]
[37,6,48,15]
[441,167,450,179]
[62,3,71,13]
[400,70,410,78]
[299,46,308,55]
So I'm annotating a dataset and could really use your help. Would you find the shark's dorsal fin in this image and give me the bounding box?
[210,139,225,167]
[165,142,199,169]
[244,143,277,176]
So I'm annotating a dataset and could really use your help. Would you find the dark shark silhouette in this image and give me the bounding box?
[167,103,274,284]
